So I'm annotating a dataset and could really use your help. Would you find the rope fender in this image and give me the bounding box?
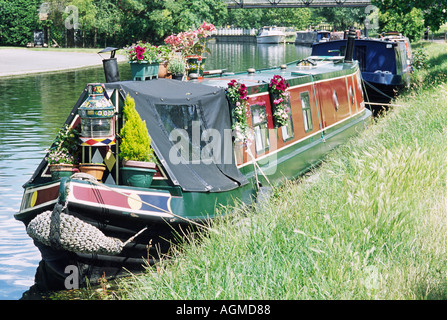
[27,210,125,255]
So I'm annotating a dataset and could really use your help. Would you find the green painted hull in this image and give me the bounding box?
[171,107,371,221]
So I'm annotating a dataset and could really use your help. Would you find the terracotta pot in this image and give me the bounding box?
[158,62,172,79]
[79,163,106,181]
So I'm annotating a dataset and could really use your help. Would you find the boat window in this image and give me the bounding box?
[333,90,339,111]
[155,104,217,164]
[250,104,269,155]
[281,106,294,142]
[300,92,313,133]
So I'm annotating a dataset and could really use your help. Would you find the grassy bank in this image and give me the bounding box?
[68,41,447,300]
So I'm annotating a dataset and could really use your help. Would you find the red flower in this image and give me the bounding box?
[228,79,237,87]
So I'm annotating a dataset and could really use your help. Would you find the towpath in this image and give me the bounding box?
[0,47,126,78]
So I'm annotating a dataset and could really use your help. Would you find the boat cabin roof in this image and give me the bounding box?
[200,57,358,94]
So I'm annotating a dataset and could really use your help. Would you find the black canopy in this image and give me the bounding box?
[106,79,248,192]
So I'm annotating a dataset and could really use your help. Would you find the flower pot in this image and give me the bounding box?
[79,163,106,181]
[185,56,206,77]
[158,62,171,78]
[122,160,157,170]
[173,74,184,80]
[49,164,78,180]
[129,61,159,81]
[120,167,156,188]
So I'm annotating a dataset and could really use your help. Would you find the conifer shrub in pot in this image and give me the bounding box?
[119,94,157,188]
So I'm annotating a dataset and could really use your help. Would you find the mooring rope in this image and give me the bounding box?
[245,145,271,188]
[362,78,395,101]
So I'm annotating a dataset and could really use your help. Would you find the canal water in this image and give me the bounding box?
[0,42,311,299]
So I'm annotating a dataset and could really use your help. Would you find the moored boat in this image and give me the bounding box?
[311,37,412,101]
[256,26,286,44]
[15,33,372,287]
[295,30,331,46]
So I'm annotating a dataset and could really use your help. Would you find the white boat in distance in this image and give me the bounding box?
[256,26,286,44]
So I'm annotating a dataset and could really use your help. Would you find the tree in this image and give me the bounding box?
[225,8,311,30]
[372,0,447,31]
[0,0,41,46]
[116,0,228,45]
[379,8,424,41]
[69,0,97,47]
[93,0,121,47]
[226,9,264,29]
[311,7,367,30]
[263,8,312,30]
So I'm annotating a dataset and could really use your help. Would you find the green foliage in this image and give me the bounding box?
[311,7,366,30]
[410,42,447,91]
[2,0,441,49]
[379,8,424,41]
[0,0,41,46]
[46,124,80,164]
[373,0,447,31]
[119,95,155,162]
[167,56,186,75]
[412,48,429,70]
[226,8,311,30]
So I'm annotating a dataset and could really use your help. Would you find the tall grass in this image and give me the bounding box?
[113,42,447,300]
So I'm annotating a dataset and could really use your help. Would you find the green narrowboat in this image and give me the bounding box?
[15,38,372,287]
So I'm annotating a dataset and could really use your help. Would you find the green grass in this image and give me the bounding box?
[409,41,447,90]
[74,42,447,300]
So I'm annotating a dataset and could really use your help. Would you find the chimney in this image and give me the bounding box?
[344,29,356,63]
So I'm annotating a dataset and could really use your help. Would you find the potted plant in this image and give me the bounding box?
[164,22,216,77]
[46,124,80,180]
[168,56,186,80]
[157,45,173,78]
[119,94,157,188]
[125,41,161,81]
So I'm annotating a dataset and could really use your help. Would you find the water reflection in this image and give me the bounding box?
[0,66,126,300]
[0,43,311,300]
[205,42,311,72]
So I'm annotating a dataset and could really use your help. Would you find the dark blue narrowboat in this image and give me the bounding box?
[311,38,411,100]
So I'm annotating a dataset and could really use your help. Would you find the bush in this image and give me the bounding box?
[412,49,429,70]
[119,95,155,162]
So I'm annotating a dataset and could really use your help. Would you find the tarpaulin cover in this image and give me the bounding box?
[106,79,248,192]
